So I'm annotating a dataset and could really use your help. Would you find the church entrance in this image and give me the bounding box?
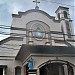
[39,60,74,75]
[0,68,3,75]
[40,63,64,75]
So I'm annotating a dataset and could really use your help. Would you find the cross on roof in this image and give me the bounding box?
[33,0,40,9]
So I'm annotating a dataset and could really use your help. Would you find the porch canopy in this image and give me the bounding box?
[15,44,75,62]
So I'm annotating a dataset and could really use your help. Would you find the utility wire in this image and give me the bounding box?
[0,27,10,29]
[0,25,11,29]
[0,25,11,27]
[0,28,75,37]
[0,33,75,41]
[0,32,10,35]
[40,0,75,7]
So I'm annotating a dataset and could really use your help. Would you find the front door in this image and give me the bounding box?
[40,63,64,75]
[0,68,3,75]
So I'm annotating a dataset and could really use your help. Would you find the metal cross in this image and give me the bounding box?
[33,0,40,9]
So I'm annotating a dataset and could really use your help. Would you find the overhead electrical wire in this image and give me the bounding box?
[40,0,75,7]
[0,26,75,37]
[0,27,10,29]
[0,25,11,36]
[0,25,11,27]
[0,26,11,29]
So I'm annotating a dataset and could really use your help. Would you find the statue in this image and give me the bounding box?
[28,58,33,70]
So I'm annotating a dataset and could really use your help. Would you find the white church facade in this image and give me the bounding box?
[0,5,75,75]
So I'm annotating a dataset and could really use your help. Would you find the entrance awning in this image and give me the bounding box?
[15,44,75,61]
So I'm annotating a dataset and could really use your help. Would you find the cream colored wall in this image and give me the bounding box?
[0,59,14,75]
[27,56,75,75]
[11,10,74,45]
[29,56,75,69]
[11,17,22,28]
[21,12,61,32]
[11,11,63,45]
[0,38,22,75]
[32,56,56,69]
[11,12,61,34]
[0,40,22,57]
[0,58,22,75]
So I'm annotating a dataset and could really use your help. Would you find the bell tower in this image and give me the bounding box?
[55,6,70,20]
[55,6,74,39]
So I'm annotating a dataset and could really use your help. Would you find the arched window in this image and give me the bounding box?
[58,13,60,19]
[63,11,68,18]
[15,66,21,75]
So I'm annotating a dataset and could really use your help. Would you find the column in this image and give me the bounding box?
[3,67,6,75]
[37,68,40,75]
[21,66,24,75]
[73,67,75,75]
[28,31,33,44]
[45,33,51,45]
[63,65,68,75]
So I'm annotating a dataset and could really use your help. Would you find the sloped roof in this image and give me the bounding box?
[15,44,75,61]
[0,37,23,45]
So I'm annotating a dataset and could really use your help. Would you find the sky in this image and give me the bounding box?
[0,0,75,41]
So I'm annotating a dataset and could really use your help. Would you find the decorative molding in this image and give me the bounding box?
[12,9,60,23]
[55,6,69,13]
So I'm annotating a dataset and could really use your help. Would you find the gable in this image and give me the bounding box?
[12,9,60,29]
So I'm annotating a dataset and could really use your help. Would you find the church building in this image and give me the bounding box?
[0,1,75,75]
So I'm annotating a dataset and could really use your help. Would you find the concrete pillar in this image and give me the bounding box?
[45,33,51,45]
[21,66,24,75]
[63,65,68,75]
[3,67,6,75]
[73,67,75,75]
[28,31,33,44]
[37,69,39,75]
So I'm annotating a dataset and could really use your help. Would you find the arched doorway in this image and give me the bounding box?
[38,60,74,75]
